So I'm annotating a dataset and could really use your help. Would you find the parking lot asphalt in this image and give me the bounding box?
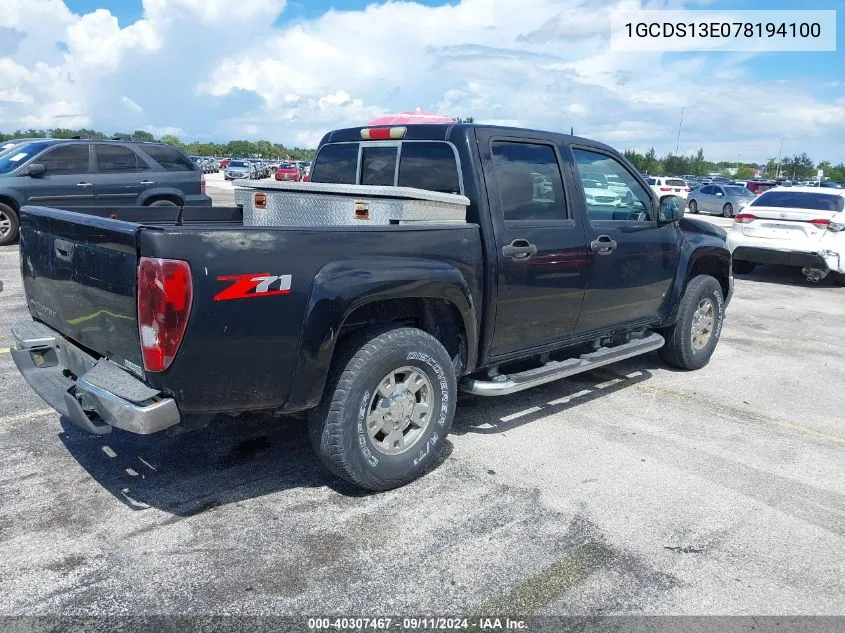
[0,200,842,617]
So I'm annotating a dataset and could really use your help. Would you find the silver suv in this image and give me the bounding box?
[0,139,211,245]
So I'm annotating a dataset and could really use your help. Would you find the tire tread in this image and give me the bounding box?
[309,325,454,491]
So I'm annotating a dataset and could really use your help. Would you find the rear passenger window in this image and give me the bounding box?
[310,142,359,184]
[491,142,567,222]
[39,144,90,175]
[572,148,653,222]
[398,142,460,193]
[95,145,150,173]
[361,146,397,186]
[141,145,195,171]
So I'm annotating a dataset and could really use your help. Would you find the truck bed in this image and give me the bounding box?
[17,204,483,416]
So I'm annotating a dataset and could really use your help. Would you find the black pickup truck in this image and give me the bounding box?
[10,123,733,491]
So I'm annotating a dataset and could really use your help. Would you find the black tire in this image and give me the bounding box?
[147,199,179,207]
[688,200,698,214]
[0,202,20,246]
[732,260,756,274]
[722,203,734,218]
[309,326,457,491]
[659,275,725,370]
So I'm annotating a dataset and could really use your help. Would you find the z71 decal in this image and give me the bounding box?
[214,273,292,301]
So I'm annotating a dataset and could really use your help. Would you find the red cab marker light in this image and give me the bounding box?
[137,257,193,373]
[361,127,406,140]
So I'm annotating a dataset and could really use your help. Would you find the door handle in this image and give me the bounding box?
[139,180,154,185]
[502,239,537,260]
[590,235,617,256]
[76,182,92,187]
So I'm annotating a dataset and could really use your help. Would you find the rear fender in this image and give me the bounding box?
[285,257,478,411]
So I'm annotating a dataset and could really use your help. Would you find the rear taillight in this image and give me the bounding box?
[201,176,206,195]
[137,257,193,373]
[684,187,691,192]
[809,218,831,227]
[659,186,671,191]
[735,213,757,224]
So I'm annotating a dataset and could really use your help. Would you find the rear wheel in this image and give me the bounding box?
[659,275,725,370]
[732,260,756,274]
[688,200,698,214]
[0,202,19,246]
[722,203,734,218]
[147,199,179,207]
[309,326,456,491]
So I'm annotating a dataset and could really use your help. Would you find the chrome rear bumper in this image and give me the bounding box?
[11,321,181,435]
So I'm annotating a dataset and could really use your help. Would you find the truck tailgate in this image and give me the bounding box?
[19,206,143,372]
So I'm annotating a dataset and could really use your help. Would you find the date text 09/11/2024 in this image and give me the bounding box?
[306,617,528,630]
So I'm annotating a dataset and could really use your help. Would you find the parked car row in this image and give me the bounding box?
[0,137,211,245]
[190,156,220,174]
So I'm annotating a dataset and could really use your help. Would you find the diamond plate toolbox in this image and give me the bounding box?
[234,181,469,227]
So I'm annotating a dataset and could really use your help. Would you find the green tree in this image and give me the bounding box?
[735,165,756,179]
[827,163,845,182]
[159,134,184,148]
[783,153,815,180]
[623,149,644,172]
[132,130,156,142]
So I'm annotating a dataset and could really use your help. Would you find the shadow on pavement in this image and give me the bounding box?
[57,413,371,515]
[453,366,654,436]
[58,357,663,516]
[735,264,843,288]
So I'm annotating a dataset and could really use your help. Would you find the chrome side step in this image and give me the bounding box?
[460,333,665,396]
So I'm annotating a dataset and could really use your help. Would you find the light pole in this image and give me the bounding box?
[675,106,685,155]
[775,137,784,179]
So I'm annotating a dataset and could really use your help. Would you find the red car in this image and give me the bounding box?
[275,163,301,181]
[746,180,776,195]
[219,158,230,169]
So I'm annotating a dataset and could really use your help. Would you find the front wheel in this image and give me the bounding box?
[659,275,725,370]
[309,326,457,491]
[688,200,698,214]
[722,203,734,218]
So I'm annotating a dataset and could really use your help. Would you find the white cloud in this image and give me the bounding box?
[0,0,842,162]
[121,96,143,114]
[144,125,185,137]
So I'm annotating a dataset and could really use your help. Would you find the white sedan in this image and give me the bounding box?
[581,178,621,206]
[726,187,845,285]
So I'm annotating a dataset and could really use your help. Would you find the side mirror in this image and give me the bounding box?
[659,195,684,223]
[27,163,46,177]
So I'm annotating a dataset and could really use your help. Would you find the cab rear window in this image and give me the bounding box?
[751,191,844,212]
[310,142,359,184]
[310,141,461,193]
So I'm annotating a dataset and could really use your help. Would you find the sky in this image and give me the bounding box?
[0,0,843,163]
